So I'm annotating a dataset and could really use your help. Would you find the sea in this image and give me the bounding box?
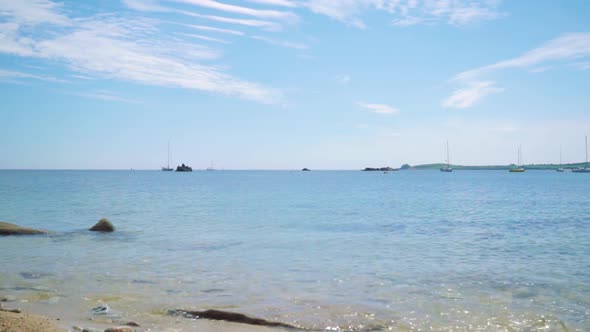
[0,170,589,331]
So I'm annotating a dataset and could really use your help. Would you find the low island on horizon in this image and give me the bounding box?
[363,161,589,171]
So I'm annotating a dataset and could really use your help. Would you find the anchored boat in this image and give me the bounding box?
[509,146,525,172]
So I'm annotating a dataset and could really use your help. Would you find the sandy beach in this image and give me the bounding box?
[0,301,287,332]
[0,310,61,332]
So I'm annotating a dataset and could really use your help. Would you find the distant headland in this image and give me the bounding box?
[364,162,589,171]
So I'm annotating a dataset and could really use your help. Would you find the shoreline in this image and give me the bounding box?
[0,300,288,332]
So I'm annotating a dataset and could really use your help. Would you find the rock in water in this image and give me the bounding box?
[0,222,48,235]
[169,309,296,328]
[89,219,115,232]
[104,327,134,332]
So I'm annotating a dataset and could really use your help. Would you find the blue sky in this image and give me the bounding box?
[0,0,589,169]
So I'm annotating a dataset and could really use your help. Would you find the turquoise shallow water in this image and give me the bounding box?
[0,170,589,331]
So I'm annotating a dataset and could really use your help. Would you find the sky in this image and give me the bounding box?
[0,0,589,170]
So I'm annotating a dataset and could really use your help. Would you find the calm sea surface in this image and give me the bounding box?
[1,170,589,331]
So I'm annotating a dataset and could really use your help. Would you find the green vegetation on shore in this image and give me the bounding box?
[407,162,588,170]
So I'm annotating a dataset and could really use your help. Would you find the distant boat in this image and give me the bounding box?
[557,145,564,172]
[206,160,215,171]
[572,136,590,173]
[440,140,453,172]
[176,163,192,172]
[509,145,526,172]
[161,141,173,171]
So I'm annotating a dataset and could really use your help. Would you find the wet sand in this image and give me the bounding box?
[0,310,61,332]
[0,304,286,332]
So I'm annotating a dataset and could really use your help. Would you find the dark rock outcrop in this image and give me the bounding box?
[176,163,192,172]
[0,222,48,236]
[301,168,311,171]
[362,167,399,172]
[168,309,296,329]
[89,218,115,232]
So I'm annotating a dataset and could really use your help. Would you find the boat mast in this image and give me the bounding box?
[446,140,450,168]
[167,141,170,169]
[586,136,588,169]
[560,145,562,167]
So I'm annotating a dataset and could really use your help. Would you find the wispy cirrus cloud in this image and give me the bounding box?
[0,0,69,25]
[443,81,503,109]
[0,0,281,103]
[182,33,230,44]
[245,0,297,7]
[305,0,503,28]
[181,23,245,36]
[453,33,590,81]
[0,68,68,83]
[67,90,141,104]
[122,0,282,30]
[444,33,590,109]
[252,35,308,50]
[358,102,400,115]
[170,0,298,21]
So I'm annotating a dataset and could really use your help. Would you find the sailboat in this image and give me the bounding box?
[440,141,453,172]
[556,145,564,172]
[572,136,590,173]
[161,141,173,171]
[206,160,215,171]
[509,145,526,172]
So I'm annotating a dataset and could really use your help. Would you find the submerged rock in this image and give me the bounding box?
[169,309,296,329]
[89,219,115,232]
[104,327,134,332]
[0,222,48,235]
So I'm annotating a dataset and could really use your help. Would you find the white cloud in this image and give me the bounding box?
[0,1,281,103]
[334,74,351,84]
[0,0,69,25]
[358,102,400,115]
[178,11,282,30]
[181,23,244,36]
[444,33,590,109]
[67,90,141,104]
[0,68,68,83]
[182,33,230,44]
[122,0,282,30]
[305,0,503,28]
[245,0,297,7]
[528,66,551,73]
[454,33,590,81]
[170,0,298,21]
[252,35,308,50]
[443,81,503,109]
